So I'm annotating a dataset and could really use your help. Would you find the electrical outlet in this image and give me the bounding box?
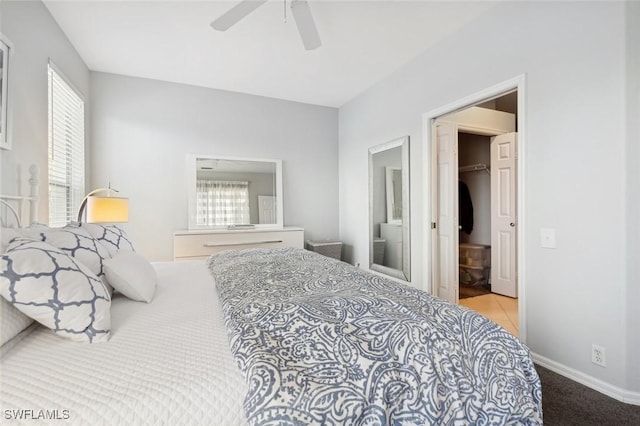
[540,228,556,248]
[592,344,606,367]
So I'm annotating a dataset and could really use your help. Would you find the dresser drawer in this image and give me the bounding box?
[173,228,304,260]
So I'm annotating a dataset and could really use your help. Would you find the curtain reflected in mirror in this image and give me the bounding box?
[369,136,410,281]
[196,180,251,226]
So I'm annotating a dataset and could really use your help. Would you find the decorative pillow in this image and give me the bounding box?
[104,252,157,303]
[0,297,34,346]
[21,224,112,279]
[81,224,135,256]
[0,238,111,343]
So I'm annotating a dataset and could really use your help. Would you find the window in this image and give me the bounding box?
[48,63,85,227]
[196,180,250,226]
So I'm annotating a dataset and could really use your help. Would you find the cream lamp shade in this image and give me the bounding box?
[76,185,129,224]
[86,196,129,223]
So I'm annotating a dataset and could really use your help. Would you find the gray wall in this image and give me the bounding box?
[339,1,637,394]
[0,0,90,219]
[90,72,339,261]
[625,0,640,396]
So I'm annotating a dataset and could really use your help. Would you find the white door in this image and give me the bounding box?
[258,195,276,224]
[434,121,459,303]
[490,132,517,297]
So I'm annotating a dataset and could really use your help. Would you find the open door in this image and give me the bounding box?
[490,132,518,297]
[434,121,459,303]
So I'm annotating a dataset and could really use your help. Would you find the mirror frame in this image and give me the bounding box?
[187,154,284,230]
[368,136,411,281]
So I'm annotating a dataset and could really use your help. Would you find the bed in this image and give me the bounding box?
[1,259,247,425]
[0,176,542,425]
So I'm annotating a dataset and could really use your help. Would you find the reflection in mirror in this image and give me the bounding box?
[369,136,410,281]
[386,167,402,224]
[187,155,283,230]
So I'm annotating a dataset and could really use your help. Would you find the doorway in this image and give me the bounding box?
[422,76,527,341]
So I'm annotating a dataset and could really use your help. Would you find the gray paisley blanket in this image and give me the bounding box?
[208,248,542,425]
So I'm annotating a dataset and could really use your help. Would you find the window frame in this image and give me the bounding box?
[47,61,85,227]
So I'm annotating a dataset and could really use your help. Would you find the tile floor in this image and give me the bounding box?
[459,293,519,337]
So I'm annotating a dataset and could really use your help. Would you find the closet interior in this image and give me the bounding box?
[458,133,492,298]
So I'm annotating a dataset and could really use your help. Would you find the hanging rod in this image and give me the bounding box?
[459,163,490,174]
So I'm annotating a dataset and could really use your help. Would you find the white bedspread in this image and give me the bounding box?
[0,261,247,425]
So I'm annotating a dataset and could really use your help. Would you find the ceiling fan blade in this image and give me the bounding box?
[211,0,268,31]
[290,0,321,50]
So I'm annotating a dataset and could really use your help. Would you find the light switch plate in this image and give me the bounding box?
[540,228,556,249]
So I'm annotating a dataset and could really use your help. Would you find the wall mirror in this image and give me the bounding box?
[187,155,283,230]
[369,136,410,281]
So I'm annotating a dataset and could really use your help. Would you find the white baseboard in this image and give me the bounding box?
[532,353,640,406]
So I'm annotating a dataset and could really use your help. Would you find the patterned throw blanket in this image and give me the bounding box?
[208,248,542,425]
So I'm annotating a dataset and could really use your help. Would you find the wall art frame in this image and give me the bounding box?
[0,34,14,150]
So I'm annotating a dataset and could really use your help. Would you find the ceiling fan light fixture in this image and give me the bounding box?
[210,0,322,51]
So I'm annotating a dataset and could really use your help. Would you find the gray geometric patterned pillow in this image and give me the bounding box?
[21,224,112,278]
[0,238,111,343]
[81,224,135,257]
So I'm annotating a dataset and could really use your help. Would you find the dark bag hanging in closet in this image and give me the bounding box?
[459,181,474,234]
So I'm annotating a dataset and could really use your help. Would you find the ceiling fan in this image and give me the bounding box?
[211,0,322,50]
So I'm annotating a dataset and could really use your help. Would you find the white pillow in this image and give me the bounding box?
[1,228,34,345]
[104,251,157,303]
[0,238,111,343]
[0,297,34,346]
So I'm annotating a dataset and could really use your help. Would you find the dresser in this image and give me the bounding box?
[173,227,305,260]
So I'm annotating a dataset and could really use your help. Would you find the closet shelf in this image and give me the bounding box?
[459,263,489,270]
[459,163,490,174]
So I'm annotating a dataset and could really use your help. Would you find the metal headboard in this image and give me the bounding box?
[0,164,39,228]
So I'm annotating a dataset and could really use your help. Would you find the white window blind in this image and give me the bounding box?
[48,63,85,227]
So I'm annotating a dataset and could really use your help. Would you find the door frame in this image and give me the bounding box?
[422,74,528,342]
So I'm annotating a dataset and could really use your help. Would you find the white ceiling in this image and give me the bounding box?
[43,0,498,107]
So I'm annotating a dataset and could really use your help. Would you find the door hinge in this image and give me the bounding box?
[432,222,437,229]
